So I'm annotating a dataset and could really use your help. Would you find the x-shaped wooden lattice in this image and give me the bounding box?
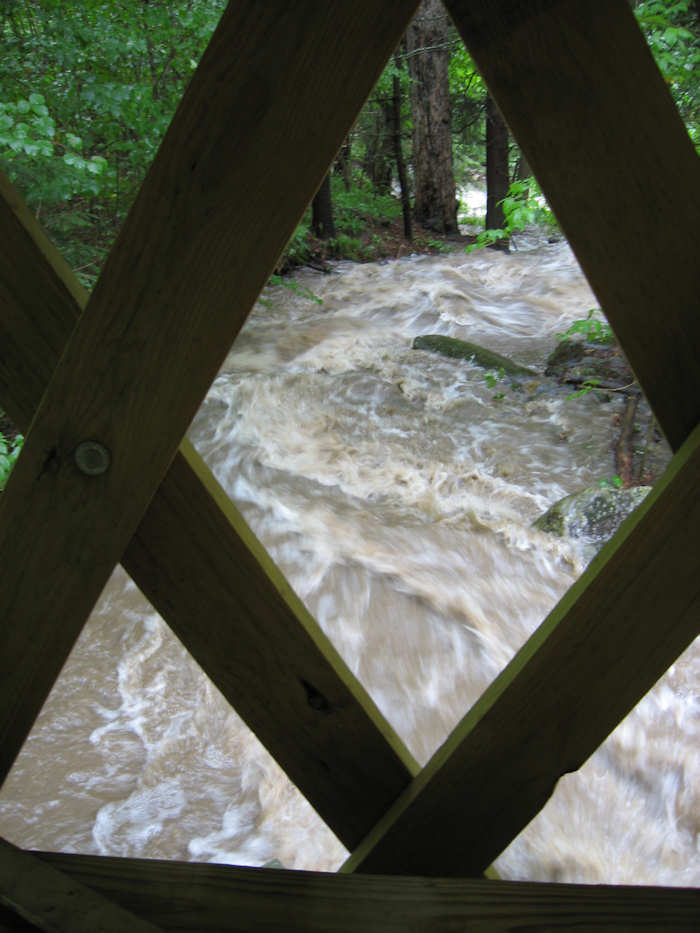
[1,1,699,928]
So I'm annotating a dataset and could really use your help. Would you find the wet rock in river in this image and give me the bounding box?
[544,338,634,390]
[544,338,585,375]
[412,334,537,377]
[533,484,652,543]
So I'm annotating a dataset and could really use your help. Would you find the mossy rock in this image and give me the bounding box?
[545,339,634,388]
[533,485,651,542]
[412,335,537,377]
[544,338,585,377]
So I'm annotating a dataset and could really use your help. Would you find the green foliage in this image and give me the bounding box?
[0,93,112,203]
[448,41,487,162]
[264,274,321,306]
[566,378,602,401]
[558,309,614,345]
[280,216,313,268]
[0,431,23,491]
[422,236,452,253]
[483,368,505,389]
[4,0,695,296]
[0,0,226,287]
[466,178,557,252]
[327,233,367,262]
[598,474,623,489]
[332,175,402,229]
[277,174,405,268]
[634,1,700,149]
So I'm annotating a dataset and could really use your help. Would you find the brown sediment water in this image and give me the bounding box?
[1,240,696,884]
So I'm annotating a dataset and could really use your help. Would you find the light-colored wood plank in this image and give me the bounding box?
[0,175,416,845]
[446,0,700,451]
[0,0,420,784]
[5,850,697,932]
[345,421,700,876]
[0,839,163,933]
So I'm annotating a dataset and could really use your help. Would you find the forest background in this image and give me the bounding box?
[0,0,699,480]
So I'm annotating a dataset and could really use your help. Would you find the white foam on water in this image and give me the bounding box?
[1,241,694,885]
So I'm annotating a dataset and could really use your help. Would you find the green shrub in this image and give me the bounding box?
[466,177,557,252]
[558,309,614,345]
[0,431,24,491]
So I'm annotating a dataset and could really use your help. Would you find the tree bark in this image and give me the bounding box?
[485,93,509,232]
[363,99,394,193]
[311,173,335,239]
[406,0,458,234]
[392,61,412,241]
[335,136,352,192]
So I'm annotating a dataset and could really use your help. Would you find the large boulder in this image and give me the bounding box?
[412,334,537,377]
[533,485,652,542]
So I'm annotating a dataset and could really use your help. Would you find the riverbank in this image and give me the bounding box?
[275,188,479,273]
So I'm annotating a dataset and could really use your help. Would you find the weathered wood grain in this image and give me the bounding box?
[0,0,420,798]
[346,420,700,876]
[0,171,85,429]
[0,172,416,845]
[0,850,696,932]
[446,0,700,451]
[0,839,163,933]
[126,442,418,845]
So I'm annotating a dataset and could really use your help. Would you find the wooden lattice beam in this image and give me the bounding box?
[2,849,699,932]
[0,167,418,849]
[0,0,420,841]
[0,839,163,933]
[346,421,700,877]
[446,0,700,451]
[0,170,416,847]
[342,0,700,876]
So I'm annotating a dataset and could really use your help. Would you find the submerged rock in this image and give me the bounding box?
[412,334,537,377]
[544,338,585,376]
[544,338,633,389]
[533,485,652,543]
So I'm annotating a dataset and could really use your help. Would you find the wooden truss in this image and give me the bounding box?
[1,0,698,928]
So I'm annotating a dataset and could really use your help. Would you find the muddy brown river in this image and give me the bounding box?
[1,239,697,885]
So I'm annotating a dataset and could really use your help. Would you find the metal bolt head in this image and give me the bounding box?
[74,440,111,476]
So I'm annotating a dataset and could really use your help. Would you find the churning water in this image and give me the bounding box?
[1,240,697,884]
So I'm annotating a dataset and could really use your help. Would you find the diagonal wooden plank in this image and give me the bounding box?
[126,440,419,847]
[0,839,163,933]
[445,0,700,452]
[0,176,87,430]
[338,0,700,879]
[0,168,416,847]
[344,421,700,876]
[2,850,697,932]
[0,0,420,794]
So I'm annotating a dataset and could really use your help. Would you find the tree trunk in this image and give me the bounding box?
[335,136,352,192]
[311,173,335,239]
[406,0,458,234]
[513,148,532,183]
[392,60,412,241]
[485,94,509,233]
[363,99,394,193]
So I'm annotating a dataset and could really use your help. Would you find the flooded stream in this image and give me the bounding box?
[1,239,698,885]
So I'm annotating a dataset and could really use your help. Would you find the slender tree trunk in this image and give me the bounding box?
[311,173,335,239]
[485,94,509,234]
[513,148,532,183]
[335,136,352,192]
[392,62,412,241]
[406,0,458,234]
[363,100,394,193]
